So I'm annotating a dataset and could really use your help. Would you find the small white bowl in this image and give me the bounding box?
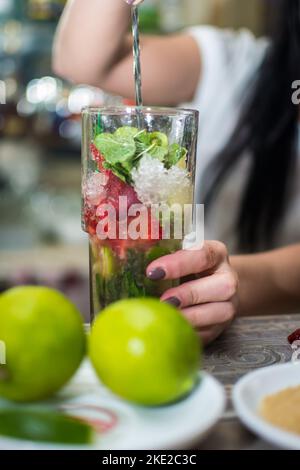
[233,362,300,449]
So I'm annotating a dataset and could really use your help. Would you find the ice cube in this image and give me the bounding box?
[84,172,108,206]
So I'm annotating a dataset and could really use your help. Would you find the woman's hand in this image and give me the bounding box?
[147,241,239,345]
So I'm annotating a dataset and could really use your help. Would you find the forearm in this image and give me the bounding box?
[53,0,201,104]
[53,0,131,85]
[231,244,300,316]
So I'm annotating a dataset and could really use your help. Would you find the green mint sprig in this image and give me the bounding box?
[94,126,187,183]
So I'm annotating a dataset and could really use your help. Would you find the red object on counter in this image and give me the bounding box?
[288,328,300,344]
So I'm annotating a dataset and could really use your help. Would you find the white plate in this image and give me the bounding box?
[233,362,300,450]
[0,361,226,450]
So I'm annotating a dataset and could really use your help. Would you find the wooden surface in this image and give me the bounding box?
[200,314,300,449]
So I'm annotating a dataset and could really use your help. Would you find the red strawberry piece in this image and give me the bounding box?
[90,143,102,166]
[106,174,140,214]
[288,329,300,344]
[83,205,98,235]
[106,174,124,203]
[87,170,163,252]
[90,143,110,175]
[122,184,141,209]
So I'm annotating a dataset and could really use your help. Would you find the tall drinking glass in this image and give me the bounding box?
[82,107,199,321]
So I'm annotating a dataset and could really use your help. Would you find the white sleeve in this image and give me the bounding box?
[186,26,269,111]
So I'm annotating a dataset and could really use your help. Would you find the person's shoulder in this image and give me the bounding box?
[187,25,269,71]
[185,26,269,110]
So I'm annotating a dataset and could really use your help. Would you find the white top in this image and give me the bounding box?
[187,26,300,253]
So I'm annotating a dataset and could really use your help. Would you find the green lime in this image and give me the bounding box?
[0,286,86,402]
[89,298,201,406]
[0,409,93,444]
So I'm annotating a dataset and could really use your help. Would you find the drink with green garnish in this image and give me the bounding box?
[82,107,198,320]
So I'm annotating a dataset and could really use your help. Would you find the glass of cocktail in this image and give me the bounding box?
[82,106,199,321]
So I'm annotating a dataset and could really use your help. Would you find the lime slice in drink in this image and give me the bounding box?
[93,246,117,280]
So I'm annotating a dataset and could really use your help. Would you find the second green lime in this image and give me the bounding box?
[89,298,201,406]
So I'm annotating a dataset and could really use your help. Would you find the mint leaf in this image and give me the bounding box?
[135,130,151,153]
[165,143,187,169]
[149,145,168,161]
[115,126,139,139]
[95,127,187,184]
[150,132,169,148]
[95,133,136,165]
[147,132,168,161]
[103,161,131,183]
[123,270,146,297]
[95,131,137,182]
[135,131,169,161]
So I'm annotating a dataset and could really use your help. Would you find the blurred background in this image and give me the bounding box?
[0,0,279,318]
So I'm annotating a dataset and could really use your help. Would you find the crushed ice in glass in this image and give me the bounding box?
[131,154,191,206]
[84,172,108,206]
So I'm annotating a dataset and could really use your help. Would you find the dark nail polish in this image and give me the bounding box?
[147,268,166,281]
[164,297,181,308]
